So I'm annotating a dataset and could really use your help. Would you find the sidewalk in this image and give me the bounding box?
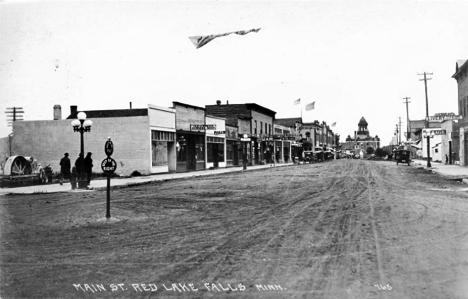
[412,159,468,181]
[0,162,296,196]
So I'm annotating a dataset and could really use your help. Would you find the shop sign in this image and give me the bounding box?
[423,129,446,136]
[214,131,225,135]
[240,138,251,142]
[301,125,317,130]
[190,124,216,131]
[426,113,461,121]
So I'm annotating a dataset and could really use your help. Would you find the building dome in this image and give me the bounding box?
[358,117,368,126]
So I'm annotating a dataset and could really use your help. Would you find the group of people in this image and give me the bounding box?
[59,152,93,188]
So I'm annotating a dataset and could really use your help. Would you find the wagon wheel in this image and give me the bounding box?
[11,157,32,175]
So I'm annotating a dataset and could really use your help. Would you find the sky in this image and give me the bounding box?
[1,0,467,145]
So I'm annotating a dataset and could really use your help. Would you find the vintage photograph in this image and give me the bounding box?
[1,1,468,298]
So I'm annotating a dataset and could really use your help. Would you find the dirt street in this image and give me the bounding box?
[1,160,468,299]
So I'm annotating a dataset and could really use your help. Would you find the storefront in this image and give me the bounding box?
[205,116,226,169]
[151,130,176,173]
[283,140,291,163]
[251,136,260,165]
[261,136,274,164]
[176,131,205,172]
[173,102,207,172]
[225,125,239,166]
[148,104,177,173]
[291,141,302,162]
[274,140,283,163]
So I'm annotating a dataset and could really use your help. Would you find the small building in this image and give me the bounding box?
[274,117,303,159]
[173,102,207,172]
[11,104,177,176]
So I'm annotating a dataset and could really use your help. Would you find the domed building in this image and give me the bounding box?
[343,117,380,153]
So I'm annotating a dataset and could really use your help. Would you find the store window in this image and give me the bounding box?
[226,141,234,161]
[177,134,187,162]
[152,130,175,167]
[195,135,204,162]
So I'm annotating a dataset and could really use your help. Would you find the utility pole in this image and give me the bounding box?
[395,124,398,144]
[403,97,411,141]
[418,72,433,167]
[398,117,402,146]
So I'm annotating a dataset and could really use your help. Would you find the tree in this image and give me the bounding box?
[366,147,375,155]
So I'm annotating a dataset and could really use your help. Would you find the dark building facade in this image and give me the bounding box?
[205,101,276,165]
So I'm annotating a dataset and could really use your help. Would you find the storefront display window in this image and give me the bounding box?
[226,142,234,161]
[195,135,204,161]
[207,137,225,163]
[177,135,187,162]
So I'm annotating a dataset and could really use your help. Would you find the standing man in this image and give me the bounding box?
[59,153,71,185]
[75,153,83,175]
[84,152,93,187]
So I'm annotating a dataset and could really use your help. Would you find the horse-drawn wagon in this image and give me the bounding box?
[1,156,49,187]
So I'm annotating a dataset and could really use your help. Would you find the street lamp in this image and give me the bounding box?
[422,129,434,166]
[242,134,248,170]
[71,112,92,189]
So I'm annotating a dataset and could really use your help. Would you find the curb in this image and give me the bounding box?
[1,162,303,195]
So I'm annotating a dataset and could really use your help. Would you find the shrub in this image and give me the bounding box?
[131,170,142,177]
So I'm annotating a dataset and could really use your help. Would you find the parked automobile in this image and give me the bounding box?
[394,149,411,166]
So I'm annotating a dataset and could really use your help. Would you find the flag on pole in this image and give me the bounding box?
[331,122,336,127]
[305,102,315,111]
[294,98,301,105]
[189,28,261,49]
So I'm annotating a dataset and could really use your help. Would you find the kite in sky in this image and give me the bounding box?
[188,28,261,49]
